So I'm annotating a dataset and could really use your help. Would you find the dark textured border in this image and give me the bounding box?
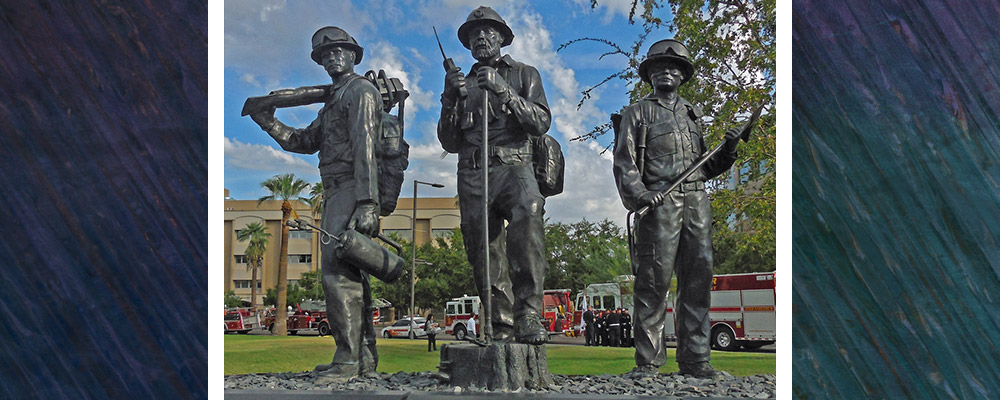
[793,0,1000,398]
[0,1,207,398]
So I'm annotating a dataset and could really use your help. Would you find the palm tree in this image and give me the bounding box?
[236,222,271,308]
[305,182,324,273]
[258,173,311,336]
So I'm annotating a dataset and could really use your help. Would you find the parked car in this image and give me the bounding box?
[380,317,437,339]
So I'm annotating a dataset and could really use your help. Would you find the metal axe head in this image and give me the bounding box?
[739,105,764,142]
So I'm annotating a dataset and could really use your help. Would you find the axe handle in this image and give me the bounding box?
[635,139,728,217]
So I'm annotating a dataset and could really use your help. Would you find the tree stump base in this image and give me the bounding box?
[437,342,553,390]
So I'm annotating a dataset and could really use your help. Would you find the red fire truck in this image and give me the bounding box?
[543,289,575,335]
[444,294,480,340]
[262,301,331,336]
[665,272,776,351]
[224,307,261,334]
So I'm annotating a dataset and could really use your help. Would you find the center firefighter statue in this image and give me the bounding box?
[437,6,563,346]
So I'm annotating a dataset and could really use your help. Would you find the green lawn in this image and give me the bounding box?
[225,335,775,376]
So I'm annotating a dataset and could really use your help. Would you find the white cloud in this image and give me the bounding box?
[400,122,461,197]
[568,0,636,24]
[225,0,375,87]
[364,41,435,125]
[500,6,627,224]
[224,137,319,178]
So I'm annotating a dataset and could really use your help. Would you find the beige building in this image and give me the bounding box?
[223,192,460,305]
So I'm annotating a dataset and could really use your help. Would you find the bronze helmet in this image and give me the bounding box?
[457,6,514,50]
[310,26,364,65]
[637,39,694,84]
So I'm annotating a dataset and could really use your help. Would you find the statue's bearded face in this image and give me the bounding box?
[467,25,503,61]
[321,46,355,78]
[649,60,684,92]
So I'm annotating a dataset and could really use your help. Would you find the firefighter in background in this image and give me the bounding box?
[607,308,622,347]
[621,308,633,347]
[437,6,552,344]
[613,39,741,378]
[249,26,382,384]
[583,306,595,346]
[594,311,606,346]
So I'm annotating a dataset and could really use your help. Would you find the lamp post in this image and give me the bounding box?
[411,180,444,336]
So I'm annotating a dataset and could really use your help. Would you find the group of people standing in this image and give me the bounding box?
[582,306,633,347]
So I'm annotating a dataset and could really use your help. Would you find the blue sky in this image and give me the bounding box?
[224,0,673,224]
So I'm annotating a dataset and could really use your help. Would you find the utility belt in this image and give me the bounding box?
[648,180,706,193]
[458,141,532,169]
[321,168,354,190]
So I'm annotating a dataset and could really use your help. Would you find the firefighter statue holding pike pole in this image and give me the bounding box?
[243,26,411,384]
[612,39,760,378]
[437,6,561,346]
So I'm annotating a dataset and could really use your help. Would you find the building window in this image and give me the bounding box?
[432,229,454,238]
[234,255,248,264]
[233,280,261,289]
[289,230,313,240]
[288,254,312,264]
[287,279,299,288]
[382,229,412,238]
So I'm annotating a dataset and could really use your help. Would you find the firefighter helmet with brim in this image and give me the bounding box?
[457,6,514,50]
[638,39,694,84]
[310,26,364,65]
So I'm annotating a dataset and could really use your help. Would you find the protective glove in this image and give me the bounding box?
[348,202,380,237]
[250,106,277,131]
[443,67,467,103]
[476,66,512,99]
[638,191,665,210]
[723,127,741,153]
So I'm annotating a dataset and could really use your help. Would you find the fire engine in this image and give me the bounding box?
[262,300,331,336]
[571,272,776,351]
[444,294,480,340]
[571,275,635,336]
[665,272,776,351]
[542,289,575,335]
[224,307,261,334]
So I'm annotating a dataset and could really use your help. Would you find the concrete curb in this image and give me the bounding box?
[224,389,744,399]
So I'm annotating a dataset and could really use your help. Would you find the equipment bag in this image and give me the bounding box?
[364,70,410,216]
[531,133,564,197]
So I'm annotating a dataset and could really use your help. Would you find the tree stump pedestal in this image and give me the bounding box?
[436,342,553,390]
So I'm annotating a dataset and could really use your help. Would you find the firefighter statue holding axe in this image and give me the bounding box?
[612,39,759,378]
[243,26,411,384]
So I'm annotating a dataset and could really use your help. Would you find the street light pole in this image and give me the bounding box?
[411,180,444,336]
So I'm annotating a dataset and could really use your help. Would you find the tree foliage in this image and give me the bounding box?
[258,173,312,335]
[563,0,775,273]
[236,221,271,308]
[224,290,245,308]
[543,219,632,292]
[370,229,476,315]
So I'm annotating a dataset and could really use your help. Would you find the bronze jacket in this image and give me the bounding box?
[265,73,380,204]
[613,95,737,211]
[437,54,551,159]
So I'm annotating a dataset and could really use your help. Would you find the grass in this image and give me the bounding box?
[225,335,775,376]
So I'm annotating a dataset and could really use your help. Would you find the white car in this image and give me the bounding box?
[380,317,437,339]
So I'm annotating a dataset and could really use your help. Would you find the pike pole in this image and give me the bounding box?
[481,76,493,345]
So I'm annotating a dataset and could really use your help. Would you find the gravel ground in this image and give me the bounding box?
[225,370,775,398]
